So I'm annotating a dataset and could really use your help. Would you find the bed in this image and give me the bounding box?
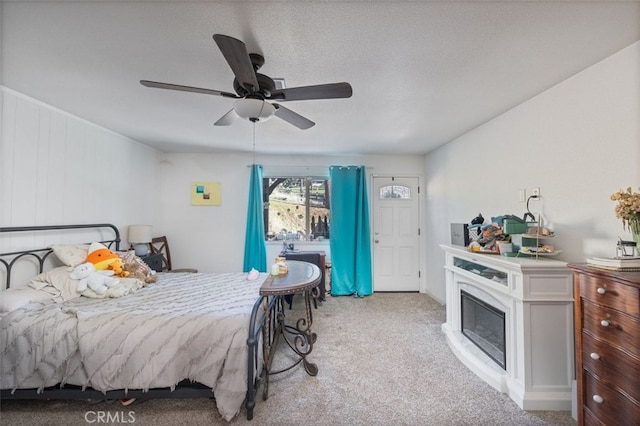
[0,224,277,421]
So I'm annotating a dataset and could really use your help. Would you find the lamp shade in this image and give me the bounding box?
[128,225,152,256]
[128,225,152,244]
[234,98,275,122]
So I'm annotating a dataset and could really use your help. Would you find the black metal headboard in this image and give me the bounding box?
[0,223,121,289]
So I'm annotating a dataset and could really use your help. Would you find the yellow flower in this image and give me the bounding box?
[610,187,640,231]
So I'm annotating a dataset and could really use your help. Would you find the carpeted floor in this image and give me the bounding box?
[0,293,576,425]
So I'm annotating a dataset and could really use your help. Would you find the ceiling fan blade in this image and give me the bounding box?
[214,109,239,126]
[273,104,315,130]
[270,82,353,102]
[213,34,260,93]
[140,80,239,98]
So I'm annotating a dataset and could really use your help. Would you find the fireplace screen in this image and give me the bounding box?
[461,290,506,369]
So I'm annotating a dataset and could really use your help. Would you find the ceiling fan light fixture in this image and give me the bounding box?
[234,98,275,122]
[143,34,351,129]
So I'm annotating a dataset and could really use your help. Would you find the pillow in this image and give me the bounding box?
[50,244,90,267]
[29,266,80,302]
[0,287,54,313]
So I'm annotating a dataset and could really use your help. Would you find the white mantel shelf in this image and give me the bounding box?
[440,244,574,411]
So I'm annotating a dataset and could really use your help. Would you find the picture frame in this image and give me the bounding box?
[191,181,221,206]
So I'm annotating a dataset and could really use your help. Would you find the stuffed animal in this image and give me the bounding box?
[86,242,129,277]
[121,252,158,285]
[106,259,129,278]
[70,262,119,294]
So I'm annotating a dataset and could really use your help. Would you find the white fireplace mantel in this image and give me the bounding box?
[440,244,574,411]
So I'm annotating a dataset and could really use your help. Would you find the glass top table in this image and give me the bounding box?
[259,260,321,296]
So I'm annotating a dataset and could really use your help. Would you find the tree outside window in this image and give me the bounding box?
[263,177,330,241]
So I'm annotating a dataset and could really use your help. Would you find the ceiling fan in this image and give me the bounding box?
[140,34,353,130]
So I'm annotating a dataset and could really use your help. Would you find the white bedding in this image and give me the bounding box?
[1,271,268,421]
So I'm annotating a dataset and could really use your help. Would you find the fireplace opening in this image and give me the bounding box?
[460,290,506,369]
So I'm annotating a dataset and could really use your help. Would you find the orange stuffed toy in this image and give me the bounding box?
[86,242,130,278]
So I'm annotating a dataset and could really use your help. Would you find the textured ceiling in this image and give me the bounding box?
[2,1,639,155]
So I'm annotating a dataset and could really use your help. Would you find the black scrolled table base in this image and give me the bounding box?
[259,261,322,400]
[270,295,318,377]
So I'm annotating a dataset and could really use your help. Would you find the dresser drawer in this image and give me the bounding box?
[582,332,640,402]
[583,371,640,425]
[579,275,640,316]
[582,300,640,358]
[583,408,606,426]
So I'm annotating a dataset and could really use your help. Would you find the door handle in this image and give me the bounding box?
[374,240,379,243]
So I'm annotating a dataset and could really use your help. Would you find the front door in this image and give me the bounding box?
[372,176,420,292]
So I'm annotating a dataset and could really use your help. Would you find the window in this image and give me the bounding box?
[263,177,330,241]
[379,185,411,199]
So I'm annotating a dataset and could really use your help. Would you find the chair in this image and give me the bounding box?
[149,236,198,273]
[282,251,325,309]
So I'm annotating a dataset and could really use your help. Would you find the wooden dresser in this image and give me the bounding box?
[569,264,640,426]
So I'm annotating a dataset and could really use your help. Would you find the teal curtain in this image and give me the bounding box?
[243,164,267,272]
[329,165,372,297]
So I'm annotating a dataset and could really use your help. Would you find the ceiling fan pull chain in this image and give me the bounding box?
[252,121,256,165]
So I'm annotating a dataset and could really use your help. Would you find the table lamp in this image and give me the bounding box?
[128,225,152,256]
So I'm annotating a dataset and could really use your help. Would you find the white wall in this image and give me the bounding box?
[0,86,427,286]
[4,41,637,299]
[1,88,162,260]
[160,152,425,274]
[424,41,640,303]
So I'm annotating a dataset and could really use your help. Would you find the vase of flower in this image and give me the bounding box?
[631,214,640,251]
[611,187,640,251]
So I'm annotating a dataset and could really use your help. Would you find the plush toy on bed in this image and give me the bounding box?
[119,251,158,285]
[70,262,119,294]
[106,260,129,278]
[86,242,129,278]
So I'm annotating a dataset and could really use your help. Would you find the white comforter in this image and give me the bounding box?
[1,271,268,421]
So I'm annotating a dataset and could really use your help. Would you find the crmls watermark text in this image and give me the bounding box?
[84,411,135,423]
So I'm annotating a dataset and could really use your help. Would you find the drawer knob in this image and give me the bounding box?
[600,320,610,327]
[590,352,600,360]
[596,287,606,294]
[592,394,604,404]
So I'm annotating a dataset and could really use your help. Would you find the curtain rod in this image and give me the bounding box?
[246,165,372,169]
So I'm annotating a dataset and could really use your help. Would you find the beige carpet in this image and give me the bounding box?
[0,293,576,426]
